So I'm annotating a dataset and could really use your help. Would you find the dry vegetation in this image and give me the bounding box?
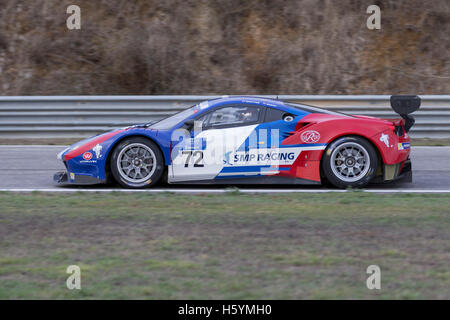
[0,0,448,95]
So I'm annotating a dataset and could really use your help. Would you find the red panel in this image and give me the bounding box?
[64,130,125,160]
[282,113,412,166]
[294,161,321,182]
[295,150,324,161]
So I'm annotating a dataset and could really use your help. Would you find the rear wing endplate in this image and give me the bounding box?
[390,95,421,132]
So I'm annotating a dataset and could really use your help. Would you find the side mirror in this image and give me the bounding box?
[184,119,207,131]
[184,119,196,130]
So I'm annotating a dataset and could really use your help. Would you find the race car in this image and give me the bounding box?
[54,95,420,189]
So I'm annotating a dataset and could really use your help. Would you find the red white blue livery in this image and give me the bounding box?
[54,95,420,188]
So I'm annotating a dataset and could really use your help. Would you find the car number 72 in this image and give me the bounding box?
[182,151,204,168]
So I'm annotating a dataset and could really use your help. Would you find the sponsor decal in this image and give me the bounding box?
[81,151,97,163]
[230,148,302,166]
[93,144,103,158]
[301,130,321,143]
[233,152,295,163]
[81,146,103,163]
[199,101,209,109]
[82,152,93,160]
[70,172,75,180]
[223,151,233,165]
[380,133,390,148]
[398,142,410,150]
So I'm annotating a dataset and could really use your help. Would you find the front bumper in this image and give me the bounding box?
[53,171,105,186]
[54,171,69,184]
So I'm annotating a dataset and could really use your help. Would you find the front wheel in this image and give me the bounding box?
[110,137,164,188]
[322,136,378,188]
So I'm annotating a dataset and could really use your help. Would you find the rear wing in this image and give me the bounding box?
[390,95,421,132]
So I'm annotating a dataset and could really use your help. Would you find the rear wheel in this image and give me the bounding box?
[322,136,378,188]
[110,137,164,188]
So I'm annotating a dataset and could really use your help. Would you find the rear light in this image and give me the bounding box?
[394,125,404,136]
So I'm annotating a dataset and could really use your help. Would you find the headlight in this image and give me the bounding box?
[57,147,70,160]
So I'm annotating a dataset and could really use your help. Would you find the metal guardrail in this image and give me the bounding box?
[0,95,449,139]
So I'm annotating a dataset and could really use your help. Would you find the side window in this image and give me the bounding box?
[199,106,261,128]
[264,108,286,122]
[264,107,295,123]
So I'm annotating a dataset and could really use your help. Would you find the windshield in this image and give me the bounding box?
[149,105,199,129]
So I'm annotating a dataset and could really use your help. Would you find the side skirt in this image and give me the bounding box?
[169,175,321,185]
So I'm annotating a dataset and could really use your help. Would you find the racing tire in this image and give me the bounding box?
[110,137,164,188]
[322,136,378,189]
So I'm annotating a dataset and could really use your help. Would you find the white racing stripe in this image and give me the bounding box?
[1,188,450,193]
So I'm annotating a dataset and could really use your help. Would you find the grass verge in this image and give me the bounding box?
[0,192,449,299]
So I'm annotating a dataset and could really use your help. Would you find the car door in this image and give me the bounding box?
[217,106,304,179]
[169,105,263,182]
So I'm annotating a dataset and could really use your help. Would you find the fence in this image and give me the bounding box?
[0,95,449,139]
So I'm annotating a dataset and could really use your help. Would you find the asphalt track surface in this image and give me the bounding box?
[1,145,450,193]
